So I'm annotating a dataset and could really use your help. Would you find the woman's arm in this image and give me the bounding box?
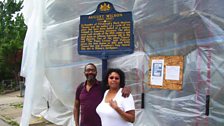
[109,100,135,123]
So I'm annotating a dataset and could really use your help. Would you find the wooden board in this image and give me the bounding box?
[148,56,184,90]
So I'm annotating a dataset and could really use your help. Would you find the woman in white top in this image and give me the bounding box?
[96,68,135,126]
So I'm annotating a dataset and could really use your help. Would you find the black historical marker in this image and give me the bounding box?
[78,2,134,59]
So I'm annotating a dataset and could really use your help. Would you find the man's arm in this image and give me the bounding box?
[74,82,84,126]
[74,99,80,126]
[121,86,131,97]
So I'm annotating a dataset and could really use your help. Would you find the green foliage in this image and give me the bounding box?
[0,0,27,83]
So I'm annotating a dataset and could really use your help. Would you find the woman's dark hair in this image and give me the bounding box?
[103,68,125,88]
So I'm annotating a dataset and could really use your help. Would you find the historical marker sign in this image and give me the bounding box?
[78,2,134,59]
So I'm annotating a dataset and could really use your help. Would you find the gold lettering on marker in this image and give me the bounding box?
[80,17,131,51]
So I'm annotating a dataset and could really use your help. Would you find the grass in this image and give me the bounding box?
[10,102,23,109]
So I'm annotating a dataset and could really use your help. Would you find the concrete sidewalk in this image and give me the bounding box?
[0,91,23,125]
[0,91,55,126]
[0,119,10,126]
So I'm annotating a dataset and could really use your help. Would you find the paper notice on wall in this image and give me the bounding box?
[150,59,164,86]
[165,66,180,80]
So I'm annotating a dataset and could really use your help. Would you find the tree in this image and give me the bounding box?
[0,0,26,88]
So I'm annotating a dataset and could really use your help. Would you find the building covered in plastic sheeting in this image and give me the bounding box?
[20,0,224,126]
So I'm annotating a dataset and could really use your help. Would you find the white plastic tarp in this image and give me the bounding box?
[20,0,224,126]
